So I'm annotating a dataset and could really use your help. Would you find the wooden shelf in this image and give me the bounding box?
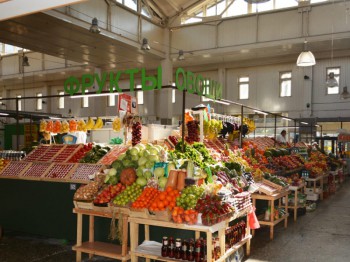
[215,235,252,262]
[128,217,227,233]
[258,214,289,226]
[73,241,130,261]
[132,235,252,262]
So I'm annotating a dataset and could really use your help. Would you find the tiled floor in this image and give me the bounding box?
[245,179,350,262]
[1,179,349,262]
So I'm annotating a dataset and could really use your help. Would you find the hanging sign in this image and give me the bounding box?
[24,124,38,146]
[64,67,223,100]
[118,94,137,114]
[338,134,350,142]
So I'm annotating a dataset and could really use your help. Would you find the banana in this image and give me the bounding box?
[86,117,95,130]
[93,117,103,129]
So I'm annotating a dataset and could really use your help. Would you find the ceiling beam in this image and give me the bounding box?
[0,0,87,21]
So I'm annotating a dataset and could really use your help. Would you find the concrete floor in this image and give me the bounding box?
[0,180,349,262]
[245,179,350,262]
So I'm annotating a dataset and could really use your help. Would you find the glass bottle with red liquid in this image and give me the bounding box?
[200,239,207,262]
[187,239,195,261]
[194,239,202,262]
[161,236,168,257]
[181,239,188,260]
[168,237,175,258]
[175,238,182,259]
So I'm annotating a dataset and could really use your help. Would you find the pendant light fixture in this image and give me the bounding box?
[22,55,30,67]
[178,50,185,60]
[89,18,101,34]
[297,41,316,67]
[326,0,338,88]
[340,86,350,99]
[326,72,338,87]
[141,38,151,50]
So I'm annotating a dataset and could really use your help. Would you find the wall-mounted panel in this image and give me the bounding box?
[69,0,108,30]
[308,3,349,36]
[218,16,257,47]
[258,10,301,42]
[142,19,164,52]
[111,6,138,41]
[171,25,216,51]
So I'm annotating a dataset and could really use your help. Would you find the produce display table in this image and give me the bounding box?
[72,207,130,262]
[251,191,289,240]
[287,183,306,222]
[128,211,252,262]
[305,176,324,200]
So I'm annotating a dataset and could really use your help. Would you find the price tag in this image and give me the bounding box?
[301,170,309,178]
[291,147,300,154]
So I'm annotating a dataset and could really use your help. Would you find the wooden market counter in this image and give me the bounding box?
[72,207,130,262]
[128,208,252,262]
[251,190,289,240]
[287,183,306,222]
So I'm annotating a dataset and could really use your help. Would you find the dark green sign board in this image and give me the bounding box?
[64,67,223,100]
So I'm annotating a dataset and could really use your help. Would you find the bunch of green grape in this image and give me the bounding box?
[113,183,143,206]
[176,185,205,210]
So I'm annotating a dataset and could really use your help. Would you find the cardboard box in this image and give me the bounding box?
[305,188,314,194]
[306,193,319,201]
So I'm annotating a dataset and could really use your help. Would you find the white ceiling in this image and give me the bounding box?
[1,0,350,87]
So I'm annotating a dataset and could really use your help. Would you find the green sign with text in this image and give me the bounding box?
[64,67,222,100]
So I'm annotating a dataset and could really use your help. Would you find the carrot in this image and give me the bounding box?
[166,170,178,189]
[177,171,186,191]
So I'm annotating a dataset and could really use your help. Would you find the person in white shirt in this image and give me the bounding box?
[276,130,287,144]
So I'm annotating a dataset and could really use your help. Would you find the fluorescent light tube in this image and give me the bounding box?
[71,93,119,98]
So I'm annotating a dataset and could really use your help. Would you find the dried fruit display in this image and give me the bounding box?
[70,164,103,182]
[185,121,200,144]
[52,144,81,163]
[46,120,53,132]
[53,120,61,133]
[40,145,65,162]
[21,162,52,178]
[132,121,142,146]
[98,145,129,165]
[45,163,75,179]
[40,120,47,132]
[61,120,70,133]
[24,146,50,162]
[69,120,78,132]
[0,161,31,177]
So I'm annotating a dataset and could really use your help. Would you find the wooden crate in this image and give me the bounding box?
[129,208,149,219]
[257,182,278,195]
[262,179,288,191]
[74,201,94,210]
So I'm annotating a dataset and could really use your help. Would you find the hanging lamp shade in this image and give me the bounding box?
[296,51,316,67]
[89,18,100,34]
[326,72,338,88]
[22,56,30,67]
[141,38,150,50]
[340,86,350,99]
[178,50,185,60]
[297,41,316,66]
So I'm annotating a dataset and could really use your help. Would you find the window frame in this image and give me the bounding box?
[326,67,340,95]
[108,93,117,107]
[201,79,211,102]
[279,71,292,97]
[136,85,144,105]
[82,90,89,108]
[238,76,249,100]
[58,91,65,109]
[36,93,43,111]
[16,95,22,111]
